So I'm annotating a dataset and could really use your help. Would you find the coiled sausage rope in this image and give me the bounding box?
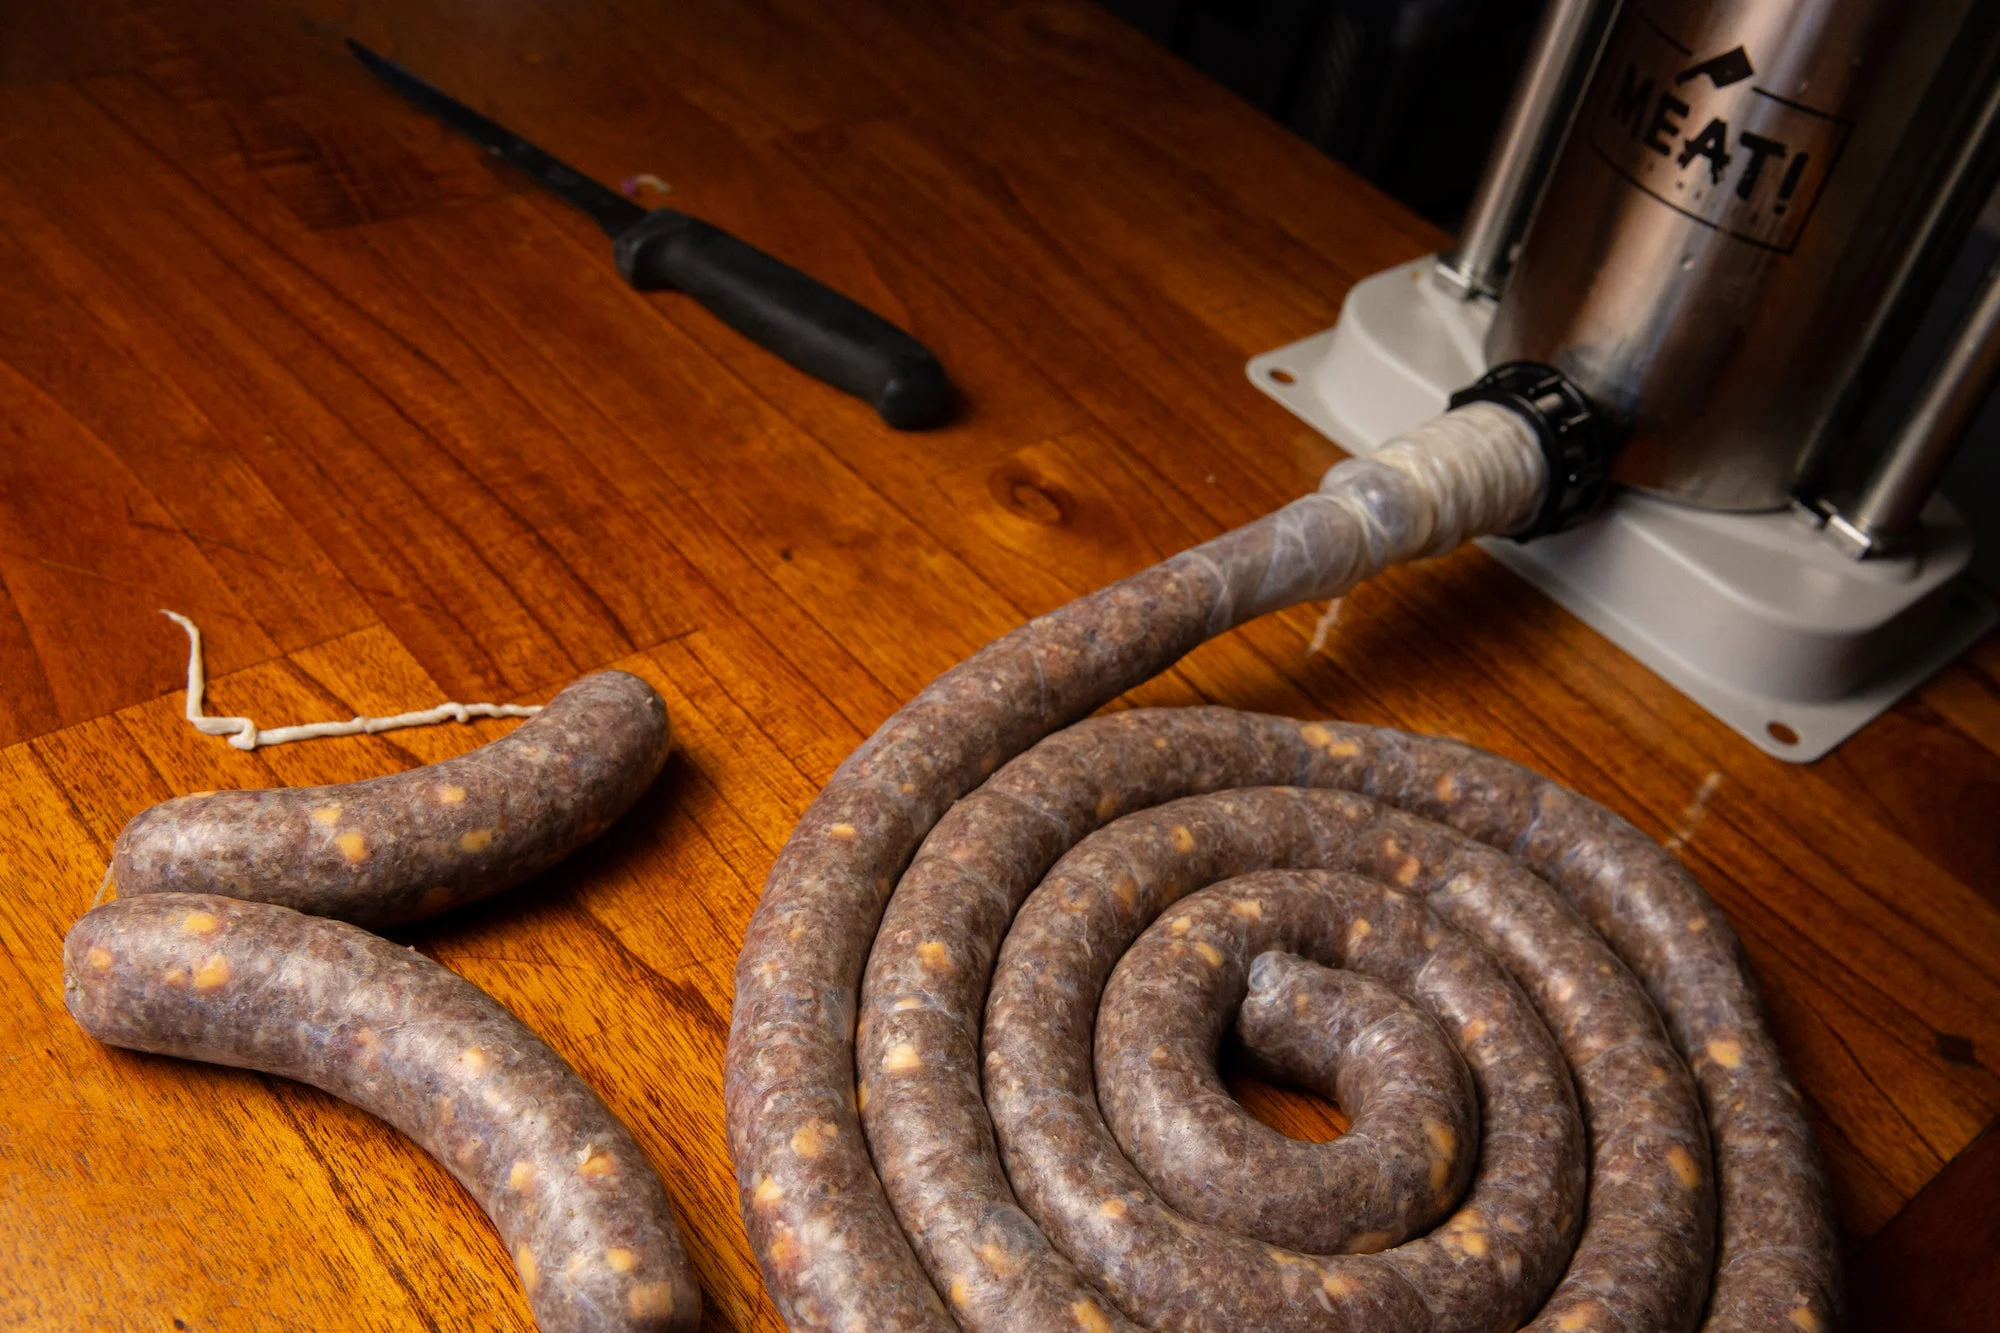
[724,406,1842,1333]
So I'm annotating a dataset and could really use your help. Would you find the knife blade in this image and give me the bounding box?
[348,40,951,430]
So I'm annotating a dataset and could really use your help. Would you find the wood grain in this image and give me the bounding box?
[0,0,1993,1328]
[1850,1115,2000,1333]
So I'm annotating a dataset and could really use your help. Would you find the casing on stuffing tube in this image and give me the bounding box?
[1448,361,1616,539]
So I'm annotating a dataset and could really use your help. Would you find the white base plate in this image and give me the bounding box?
[1248,257,1998,762]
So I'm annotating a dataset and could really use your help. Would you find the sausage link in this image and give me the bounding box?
[64,893,700,1333]
[110,671,671,926]
[725,466,1839,1333]
[1100,947,1477,1255]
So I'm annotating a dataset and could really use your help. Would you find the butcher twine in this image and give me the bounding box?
[163,610,540,751]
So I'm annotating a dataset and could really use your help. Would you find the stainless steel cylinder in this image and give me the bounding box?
[1488,0,2000,510]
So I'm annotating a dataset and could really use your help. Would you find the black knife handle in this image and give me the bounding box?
[613,211,951,430]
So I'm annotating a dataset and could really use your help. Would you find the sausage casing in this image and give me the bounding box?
[1100,943,1479,1255]
[726,452,1839,1333]
[64,893,700,1333]
[110,670,671,926]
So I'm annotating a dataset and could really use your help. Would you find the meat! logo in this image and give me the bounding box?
[1586,10,1852,253]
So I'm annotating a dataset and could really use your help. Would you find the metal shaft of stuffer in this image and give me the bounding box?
[1434,0,1621,301]
[1835,248,2000,556]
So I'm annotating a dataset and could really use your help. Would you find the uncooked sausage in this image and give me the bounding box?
[722,433,1840,1333]
[110,670,671,926]
[1099,941,1478,1256]
[64,892,700,1333]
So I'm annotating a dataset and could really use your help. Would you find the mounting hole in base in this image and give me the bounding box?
[1766,722,1800,746]
[1268,367,1297,385]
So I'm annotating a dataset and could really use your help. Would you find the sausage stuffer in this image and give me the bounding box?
[1250,0,2000,761]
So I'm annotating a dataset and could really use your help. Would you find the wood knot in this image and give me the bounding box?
[988,464,1071,527]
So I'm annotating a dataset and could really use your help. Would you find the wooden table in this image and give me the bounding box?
[2,1,1995,1328]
